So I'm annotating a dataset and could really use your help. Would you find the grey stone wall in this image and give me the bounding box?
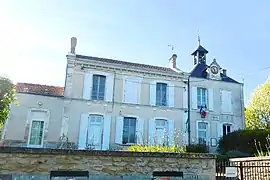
[0,147,216,180]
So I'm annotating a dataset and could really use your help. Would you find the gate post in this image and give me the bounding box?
[239,162,244,180]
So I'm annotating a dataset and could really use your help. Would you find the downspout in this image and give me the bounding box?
[109,71,117,112]
[187,75,191,145]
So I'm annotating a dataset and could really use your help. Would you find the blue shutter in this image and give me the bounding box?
[136,118,144,144]
[78,113,88,149]
[83,73,92,100]
[149,81,156,106]
[192,87,198,109]
[208,88,214,111]
[102,115,111,150]
[168,83,175,107]
[105,74,114,102]
[168,119,174,146]
[115,117,124,144]
[148,119,156,145]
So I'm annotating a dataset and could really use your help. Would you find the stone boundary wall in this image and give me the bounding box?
[0,147,216,180]
[230,156,270,180]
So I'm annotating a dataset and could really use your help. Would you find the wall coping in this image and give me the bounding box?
[0,147,215,159]
[230,156,270,162]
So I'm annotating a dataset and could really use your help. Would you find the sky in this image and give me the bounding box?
[0,0,269,105]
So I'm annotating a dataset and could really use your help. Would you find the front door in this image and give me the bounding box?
[87,115,103,150]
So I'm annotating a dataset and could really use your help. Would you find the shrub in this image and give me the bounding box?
[218,129,270,155]
[186,144,209,153]
[128,145,186,153]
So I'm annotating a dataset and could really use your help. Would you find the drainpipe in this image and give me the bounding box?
[187,76,191,145]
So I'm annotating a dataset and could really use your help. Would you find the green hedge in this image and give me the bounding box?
[218,129,270,155]
[186,144,209,153]
[128,145,186,153]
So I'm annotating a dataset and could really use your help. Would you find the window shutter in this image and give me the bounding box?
[227,91,232,114]
[136,118,144,145]
[217,122,223,139]
[82,73,92,100]
[183,85,188,109]
[208,88,214,111]
[182,112,188,145]
[102,115,111,150]
[123,77,141,104]
[221,90,227,113]
[148,119,156,145]
[196,121,199,143]
[115,116,123,144]
[105,74,114,102]
[168,119,174,146]
[149,81,156,106]
[78,113,89,149]
[168,83,175,108]
[191,86,198,109]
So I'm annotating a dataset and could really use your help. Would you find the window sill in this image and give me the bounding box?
[27,145,43,148]
[221,112,233,115]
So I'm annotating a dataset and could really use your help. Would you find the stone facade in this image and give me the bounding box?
[0,147,216,180]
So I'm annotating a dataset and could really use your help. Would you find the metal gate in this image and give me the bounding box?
[216,159,270,180]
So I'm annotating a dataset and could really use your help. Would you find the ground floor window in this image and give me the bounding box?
[28,120,44,146]
[155,119,168,145]
[122,117,137,144]
[223,124,232,136]
[197,122,208,144]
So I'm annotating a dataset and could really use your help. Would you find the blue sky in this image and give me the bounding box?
[0,0,269,105]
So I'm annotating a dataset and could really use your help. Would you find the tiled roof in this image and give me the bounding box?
[76,54,179,74]
[16,83,64,97]
[190,63,240,84]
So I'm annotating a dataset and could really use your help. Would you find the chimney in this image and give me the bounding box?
[222,69,227,76]
[169,54,177,69]
[70,37,77,54]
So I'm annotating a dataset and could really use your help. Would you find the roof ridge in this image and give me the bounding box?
[16,82,64,88]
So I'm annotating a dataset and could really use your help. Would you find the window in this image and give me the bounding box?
[223,124,232,136]
[156,83,167,106]
[197,122,208,144]
[155,119,168,145]
[197,87,207,108]
[122,117,137,144]
[92,75,106,100]
[29,120,44,146]
[87,115,103,149]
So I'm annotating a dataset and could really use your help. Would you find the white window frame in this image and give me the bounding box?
[122,116,137,145]
[27,119,45,148]
[156,82,168,107]
[91,74,106,100]
[222,123,233,136]
[87,114,104,148]
[197,87,208,109]
[155,119,168,146]
[196,121,210,145]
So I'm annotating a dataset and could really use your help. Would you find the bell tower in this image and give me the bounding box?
[191,35,208,66]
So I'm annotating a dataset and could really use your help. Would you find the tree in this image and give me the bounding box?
[0,76,16,127]
[245,80,270,129]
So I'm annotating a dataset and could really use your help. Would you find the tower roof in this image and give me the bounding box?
[191,45,209,55]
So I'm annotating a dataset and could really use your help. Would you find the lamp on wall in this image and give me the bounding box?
[37,101,43,107]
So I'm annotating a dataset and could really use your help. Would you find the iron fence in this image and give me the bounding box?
[216,159,270,180]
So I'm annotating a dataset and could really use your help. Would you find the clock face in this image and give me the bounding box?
[211,66,219,74]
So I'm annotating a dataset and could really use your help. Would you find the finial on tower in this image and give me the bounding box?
[197,32,201,46]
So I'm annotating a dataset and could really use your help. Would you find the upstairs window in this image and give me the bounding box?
[197,87,207,109]
[156,83,167,106]
[92,75,106,100]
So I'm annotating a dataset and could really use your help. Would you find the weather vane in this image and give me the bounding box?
[197,31,201,46]
[168,45,174,52]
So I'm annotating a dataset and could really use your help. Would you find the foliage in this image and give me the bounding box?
[186,143,209,153]
[255,135,270,157]
[245,80,270,129]
[218,129,270,155]
[128,145,186,153]
[0,76,16,127]
[56,133,78,149]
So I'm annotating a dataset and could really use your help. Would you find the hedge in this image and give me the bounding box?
[128,145,186,153]
[218,129,270,155]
